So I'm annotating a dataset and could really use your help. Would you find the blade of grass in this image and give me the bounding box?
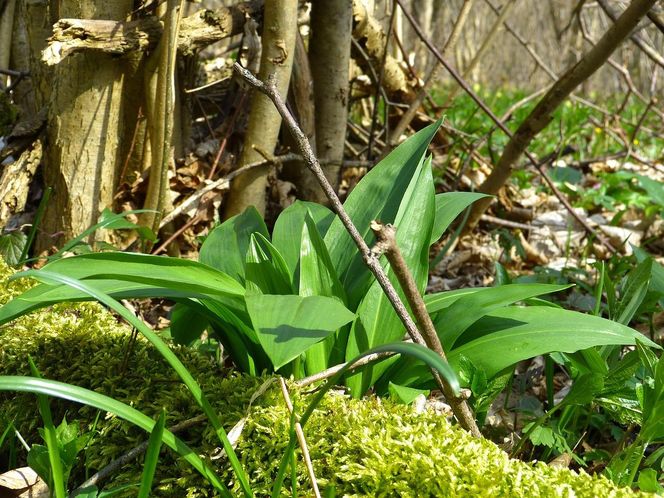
[138,410,166,498]
[11,270,254,498]
[18,187,51,266]
[28,356,66,498]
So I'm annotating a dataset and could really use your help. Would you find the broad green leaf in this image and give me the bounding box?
[430,192,490,244]
[0,231,27,267]
[272,201,334,275]
[448,306,659,378]
[199,206,268,282]
[299,212,348,374]
[435,283,571,348]
[138,410,166,498]
[245,294,355,370]
[424,287,481,313]
[324,120,441,305]
[245,233,292,295]
[0,376,230,497]
[344,155,435,396]
[388,382,429,405]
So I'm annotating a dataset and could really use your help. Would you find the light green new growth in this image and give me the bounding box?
[0,261,651,497]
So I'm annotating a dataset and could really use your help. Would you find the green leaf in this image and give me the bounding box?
[0,253,245,326]
[434,283,571,348]
[299,212,348,374]
[430,192,490,244]
[561,373,605,407]
[272,201,334,275]
[52,209,156,259]
[169,303,210,345]
[324,120,441,305]
[199,206,268,282]
[388,382,429,405]
[637,469,664,493]
[138,410,166,498]
[615,258,652,325]
[0,231,27,267]
[245,294,355,370]
[245,233,293,295]
[344,154,435,396]
[448,306,659,378]
[633,246,664,309]
[0,376,230,497]
[424,288,481,313]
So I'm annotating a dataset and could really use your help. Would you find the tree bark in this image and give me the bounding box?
[223,0,298,217]
[37,0,133,253]
[466,0,659,231]
[308,0,352,198]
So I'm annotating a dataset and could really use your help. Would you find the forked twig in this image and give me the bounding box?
[233,62,481,437]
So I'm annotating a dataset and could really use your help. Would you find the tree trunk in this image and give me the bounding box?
[223,0,298,218]
[308,0,352,198]
[37,0,132,253]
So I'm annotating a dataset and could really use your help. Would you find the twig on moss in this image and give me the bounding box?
[296,351,395,387]
[370,221,480,437]
[279,378,321,498]
[70,415,207,495]
[233,62,481,437]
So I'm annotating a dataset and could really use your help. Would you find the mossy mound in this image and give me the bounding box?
[0,261,651,496]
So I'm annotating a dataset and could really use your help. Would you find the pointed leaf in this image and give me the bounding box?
[430,192,490,244]
[272,201,334,274]
[324,120,441,304]
[245,234,292,295]
[435,283,571,348]
[199,206,268,282]
[344,155,435,396]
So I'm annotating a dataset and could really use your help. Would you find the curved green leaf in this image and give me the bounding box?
[0,376,230,497]
[449,306,659,378]
[200,206,268,282]
[430,192,490,244]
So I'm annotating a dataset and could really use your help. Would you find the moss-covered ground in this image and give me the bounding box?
[0,261,652,496]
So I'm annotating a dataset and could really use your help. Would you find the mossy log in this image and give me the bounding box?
[0,261,651,497]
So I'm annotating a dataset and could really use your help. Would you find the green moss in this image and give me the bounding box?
[0,93,18,136]
[0,261,652,496]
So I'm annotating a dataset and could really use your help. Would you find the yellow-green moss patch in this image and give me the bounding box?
[0,260,651,496]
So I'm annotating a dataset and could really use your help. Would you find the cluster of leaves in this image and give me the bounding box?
[0,124,661,494]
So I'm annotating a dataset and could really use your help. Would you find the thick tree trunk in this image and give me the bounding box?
[37,0,132,253]
[223,0,298,217]
[308,0,352,198]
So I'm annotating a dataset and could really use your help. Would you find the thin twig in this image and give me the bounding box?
[394,0,617,253]
[370,221,481,436]
[278,378,321,498]
[233,62,480,436]
[70,415,207,495]
[296,351,395,387]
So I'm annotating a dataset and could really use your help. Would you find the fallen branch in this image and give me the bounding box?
[233,62,481,437]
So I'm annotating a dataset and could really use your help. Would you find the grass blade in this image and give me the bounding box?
[138,410,166,498]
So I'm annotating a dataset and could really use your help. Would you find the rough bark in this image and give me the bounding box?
[466,0,659,230]
[223,0,298,217]
[37,0,133,253]
[0,139,41,228]
[308,0,352,196]
[42,1,260,65]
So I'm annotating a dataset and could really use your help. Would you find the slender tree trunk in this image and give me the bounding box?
[37,0,132,253]
[308,0,352,198]
[466,0,658,230]
[223,0,298,217]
